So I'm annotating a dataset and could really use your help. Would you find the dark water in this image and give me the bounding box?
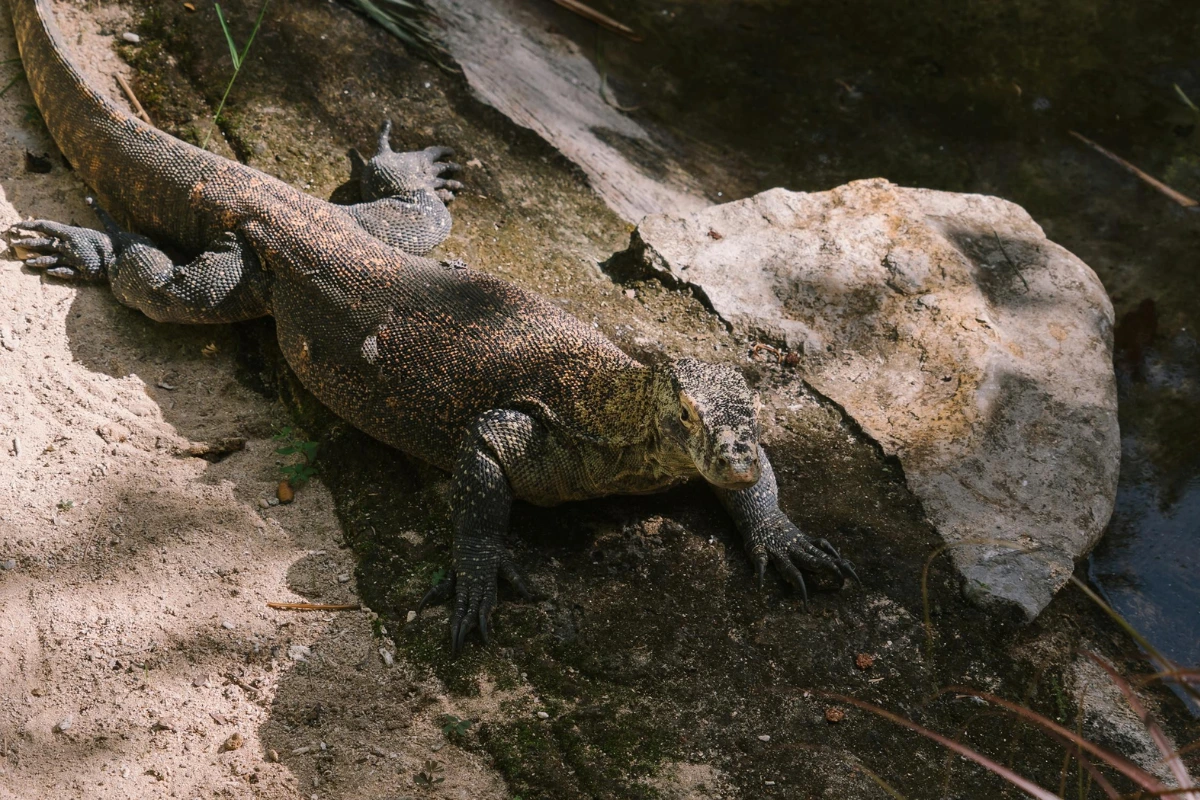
[544,0,1200,691]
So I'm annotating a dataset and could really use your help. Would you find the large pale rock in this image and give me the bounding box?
[609,179,1119,618]
[427,0,708,222]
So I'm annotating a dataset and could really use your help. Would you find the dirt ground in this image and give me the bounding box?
[2,1,1197,799]
[0,3,511,798]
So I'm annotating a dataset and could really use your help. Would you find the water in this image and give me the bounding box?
[546,0,1200,689]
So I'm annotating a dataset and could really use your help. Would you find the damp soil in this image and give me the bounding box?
[27,0,1200,797]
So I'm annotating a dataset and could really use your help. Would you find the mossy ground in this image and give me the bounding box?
[111,0,1200,796]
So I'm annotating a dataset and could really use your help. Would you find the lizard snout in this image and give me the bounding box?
[709,451,761,490]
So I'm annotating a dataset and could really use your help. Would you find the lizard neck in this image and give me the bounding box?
[571,362,659,447]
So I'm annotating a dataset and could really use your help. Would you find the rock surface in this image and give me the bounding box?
[428,0,709,222]
[608,179,1120,618]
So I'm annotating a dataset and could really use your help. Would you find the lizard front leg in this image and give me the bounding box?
[420,409,541,654]
[713,446,859,603]
[343,119,462,256]
[8,199,270,324]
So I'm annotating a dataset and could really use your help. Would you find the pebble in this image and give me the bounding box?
[121,31,140,43]
[258,498,270,509]
[267,497,280,507]
[430,742,444,752]
[378,648,394,667]
[405,610,417,623]
[757,734,770,742]
[1,560,15,570]
[287,644,311,662]
[535,711,549,720]
[267,749,280,763]
[54,715,73,733]
[291,745,313,756]
[0,326,18,351]
[221,620,235,630]
[337,573,350,584]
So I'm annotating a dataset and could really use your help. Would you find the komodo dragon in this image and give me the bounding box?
[6,0,857,653]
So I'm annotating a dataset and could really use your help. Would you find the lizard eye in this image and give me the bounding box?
[680,407,690,422]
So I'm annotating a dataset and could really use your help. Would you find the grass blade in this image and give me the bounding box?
[1176,84,1199,113]
[848,759,910,800]
[238,0,271,66]
[819,692,1064,800]
[1082,652,1198,800]
[1067,577,1200,707]
[944,686,1171,796]
[215,3,241,70]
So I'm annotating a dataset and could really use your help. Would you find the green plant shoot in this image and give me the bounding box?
[202,0,270,149]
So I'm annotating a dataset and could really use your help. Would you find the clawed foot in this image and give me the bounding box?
[748,520,859,605]
[6,198,118,282]
[350,119,464,203]
[415,555,535,655]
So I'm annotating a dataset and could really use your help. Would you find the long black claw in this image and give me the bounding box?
[87,196,123,240]
[815,538,841,560]
[841,560,862,587]
[777,556,809,607]
[478,602,493,645]
[753,552,768,589]
[416,572,455,613]
[499,557,537,601]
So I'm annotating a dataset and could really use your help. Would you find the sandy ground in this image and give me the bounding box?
[0,2,509,798]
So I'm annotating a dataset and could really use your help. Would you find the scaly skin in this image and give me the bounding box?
[6,0,857,654]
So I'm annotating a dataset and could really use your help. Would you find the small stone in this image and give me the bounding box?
[30,686,43,697]
[291,745,313,756]
[121,31,140,43]
[221,620,235,630]
[378,648,394,667]
[623,289,637,299]
[54,715,73,733]
[150,719,176,732]
[535,711,549,720]
[337,573,350,584]
[1,560,15,570]
[0,326,18,351]
[369,745,387,758]
[757,734,770,742]
[824,707,845,724]
[97,422,130,444]
[267,497,280,507]
[430,742,444,752]
[258,498,270,509]
[267,749,280,763]
[855,653,876,670]
[288,644,311,662]
[210,712,228,725]
[405,610,417,623]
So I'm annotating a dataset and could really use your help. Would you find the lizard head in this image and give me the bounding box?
[657,357,762,490]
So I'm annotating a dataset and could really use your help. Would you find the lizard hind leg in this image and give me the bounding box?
[11,198,271,325]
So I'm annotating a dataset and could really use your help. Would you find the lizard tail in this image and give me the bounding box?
[9,0,215,226]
